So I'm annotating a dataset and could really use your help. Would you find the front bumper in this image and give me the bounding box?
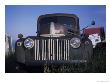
[25,60,87,66]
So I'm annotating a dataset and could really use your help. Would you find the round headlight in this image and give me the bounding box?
[70,37,81,48]
[24,38,34,49]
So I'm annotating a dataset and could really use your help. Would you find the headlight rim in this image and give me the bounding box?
[24,38,34,49]
[70,37,81,48]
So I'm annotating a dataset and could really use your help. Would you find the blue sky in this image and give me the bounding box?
[5,5,106,40]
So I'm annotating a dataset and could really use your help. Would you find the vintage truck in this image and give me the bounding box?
[15,13,93,72]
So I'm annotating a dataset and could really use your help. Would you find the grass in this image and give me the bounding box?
[92,47,106,73]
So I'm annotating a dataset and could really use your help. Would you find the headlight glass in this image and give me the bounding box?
[70,37,81,48]
[24,38,34,49]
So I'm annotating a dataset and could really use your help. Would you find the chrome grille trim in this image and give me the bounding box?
[36,40,40,60]
[34,40,37,60]
[52,40,55,60]
[68,40,70,60]
[34,38,70,61]
[65,39,67,60]
[48,39,50,60]
[64,39,66,60]
[50,39,53,60]
[44,40,46,60]
[60,40,63,60]
[57,39,58,60]
[59,41,61,60]
[42,40,44,60]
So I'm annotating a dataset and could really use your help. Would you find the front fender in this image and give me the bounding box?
[15,38,25,64]
[69,38,93,63]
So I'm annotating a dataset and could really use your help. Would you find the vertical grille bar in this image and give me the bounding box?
[50,39,52,60]
[57,39,58,60]
[36,40,40,60]
[64,39,65,60]
[44,40,46,60]
[58,41,60,60]
[34,40,37,60]
[61,40,62,60]
[68,40,70,60]
[42,40,44,60]
[52,39,55,60]
[66,40,68,60]
[48,39,50,60]
[38,40,40,60]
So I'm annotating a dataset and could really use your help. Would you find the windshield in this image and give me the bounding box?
[39,16,76,35]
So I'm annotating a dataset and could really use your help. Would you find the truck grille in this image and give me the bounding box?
[34,38,70,61]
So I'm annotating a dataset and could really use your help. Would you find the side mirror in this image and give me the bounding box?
[91,20,95,25]
[18,34,23,39]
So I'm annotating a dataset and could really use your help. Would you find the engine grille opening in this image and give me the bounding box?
[34,38,70,61]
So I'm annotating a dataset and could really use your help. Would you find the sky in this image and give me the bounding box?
[5,5,106,41]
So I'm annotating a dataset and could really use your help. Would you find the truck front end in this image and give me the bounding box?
[15,13,93,72]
